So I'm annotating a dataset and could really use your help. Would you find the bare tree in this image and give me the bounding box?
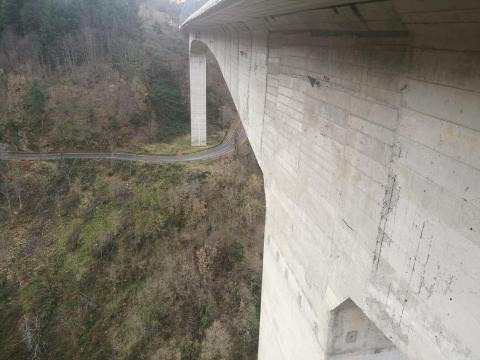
[21,314,44,360]
[60,159,77,189]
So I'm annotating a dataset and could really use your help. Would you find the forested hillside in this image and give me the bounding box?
[0,149,264,359]
[0,1,264,359]
[0,0,142,65]
[0,0,233,153]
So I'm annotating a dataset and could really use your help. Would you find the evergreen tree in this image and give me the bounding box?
[24,80,46,128]
[1,0,26,34]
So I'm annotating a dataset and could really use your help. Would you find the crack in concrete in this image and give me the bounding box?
[373,174,398,271]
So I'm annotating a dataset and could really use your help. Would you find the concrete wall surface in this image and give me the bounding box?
[184,1,480,359]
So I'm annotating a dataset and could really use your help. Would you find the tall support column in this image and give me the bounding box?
[190,51,207,147]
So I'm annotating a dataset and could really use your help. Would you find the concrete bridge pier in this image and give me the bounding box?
[182,1,480,359]
[189,40,207,147]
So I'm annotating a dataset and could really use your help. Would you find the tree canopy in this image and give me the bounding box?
[0,0,141,52]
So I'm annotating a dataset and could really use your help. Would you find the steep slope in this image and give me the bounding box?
[0,0,237,154]
[0,145,264,359]
[0,1,264,359]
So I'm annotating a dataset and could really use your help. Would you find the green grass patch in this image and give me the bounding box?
[60,204,120,281]
[140,130,226,155]
[18,280,40,311]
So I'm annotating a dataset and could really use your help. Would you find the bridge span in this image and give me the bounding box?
[182,1,480,359]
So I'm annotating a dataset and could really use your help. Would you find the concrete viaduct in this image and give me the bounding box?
[182,1,480,359]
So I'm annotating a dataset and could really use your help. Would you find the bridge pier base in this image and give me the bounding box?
[189,50,207,147]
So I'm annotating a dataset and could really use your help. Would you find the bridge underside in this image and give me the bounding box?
[184,1,480,359]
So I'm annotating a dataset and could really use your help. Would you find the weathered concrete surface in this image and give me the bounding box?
[184,1,480,359]
[327,299,406,359]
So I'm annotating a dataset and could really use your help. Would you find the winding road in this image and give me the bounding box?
[0,126,246,164]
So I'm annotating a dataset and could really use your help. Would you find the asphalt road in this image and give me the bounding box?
[0,126,247,164]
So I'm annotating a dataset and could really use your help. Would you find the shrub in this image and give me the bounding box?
[91,234,114,260]
[128,113,148,128]
[23,80,46,128]
[67,224,82,251]
[61,191,80,216]
[200,320,232,360]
